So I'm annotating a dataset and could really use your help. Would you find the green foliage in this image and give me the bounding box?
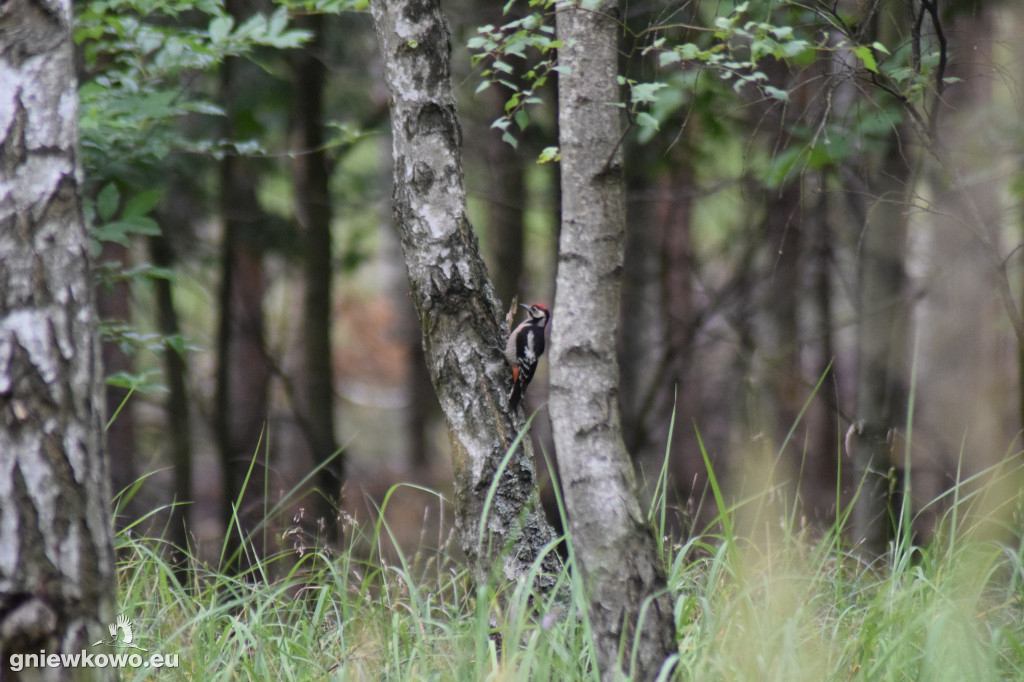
[76,1,308,186]
[75,0,313,387]
[76,0,312,236]
[470,0,949,189]
[646,1,813,101]
[468,0,560,149]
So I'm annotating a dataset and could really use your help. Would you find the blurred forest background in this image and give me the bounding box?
[79,0,1024,566]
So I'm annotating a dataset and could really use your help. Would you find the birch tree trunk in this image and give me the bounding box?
[0,0,117,677]
[369,0,562,593]
[550,1,676,679]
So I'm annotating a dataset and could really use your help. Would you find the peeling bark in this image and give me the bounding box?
[369,0,562,593]
[550,2,676,679]
[0,0,117,677]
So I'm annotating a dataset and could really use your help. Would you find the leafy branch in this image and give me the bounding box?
[468,0,561,149]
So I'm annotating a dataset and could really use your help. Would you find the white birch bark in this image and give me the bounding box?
[369,0,562,594]
[550,1,676,679]
[0,0,117,679]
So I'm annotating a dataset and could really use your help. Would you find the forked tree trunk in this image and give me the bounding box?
[0,1,117,677]
[369,0,562,593]
[550,1,676,679]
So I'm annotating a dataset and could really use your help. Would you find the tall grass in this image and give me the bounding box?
[113,437,1024,681]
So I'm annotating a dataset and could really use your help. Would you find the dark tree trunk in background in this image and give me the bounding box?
[216,6,273,570]
[550,1,676,678]
[847,0,927,558]
[150,234,193,564]
[484,85,525,309]
[291,11,343,530]
[808,172,839,516]
[849,126,913,557]
[1015,14,1024,441]
[96,241,138,519]
[915,4,1014,540]
[370,0,563,594]
[620,146,668,464]
[405,312,436,470]
[0,2,117,675]
[215,170,270,570]
[759,181,802,436]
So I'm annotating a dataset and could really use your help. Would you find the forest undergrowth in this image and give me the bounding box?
[113,432,1024,681]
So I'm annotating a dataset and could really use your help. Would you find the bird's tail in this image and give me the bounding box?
[509,382,523,412]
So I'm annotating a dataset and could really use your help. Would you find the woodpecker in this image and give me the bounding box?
[504,303,550,412]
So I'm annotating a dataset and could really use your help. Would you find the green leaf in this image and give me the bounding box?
[513,108,530,130]
[636,111,659,132]
[630,81,667,104]
[164,333,188,357]
[209,14,233,43]
[267,7,288,37]
[105,370,167,394]
[94,216,162,246]
[780,39,810,59]
[97,183,120,222]
[764,85,789,101]
[123,188,164,218]
[659,51,681,67]
[854,45,878,73]
[537,146,560,163]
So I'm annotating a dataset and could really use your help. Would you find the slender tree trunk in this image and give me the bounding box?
[759,181,802,436]
[150,234,193,566]
[850,127,912,557]
[0,2,117,676]
[619,145,666,462]
[370,0,563,594]
[216,16,272,570]
[550,2,675,679]
[809,171,839,517]
[405,309,436,470]
[96,241,138,522]
[291,12,342,529]
[215,180,270,571]
[847,0,919,557]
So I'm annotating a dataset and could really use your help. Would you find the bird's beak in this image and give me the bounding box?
[519,303,531,310]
